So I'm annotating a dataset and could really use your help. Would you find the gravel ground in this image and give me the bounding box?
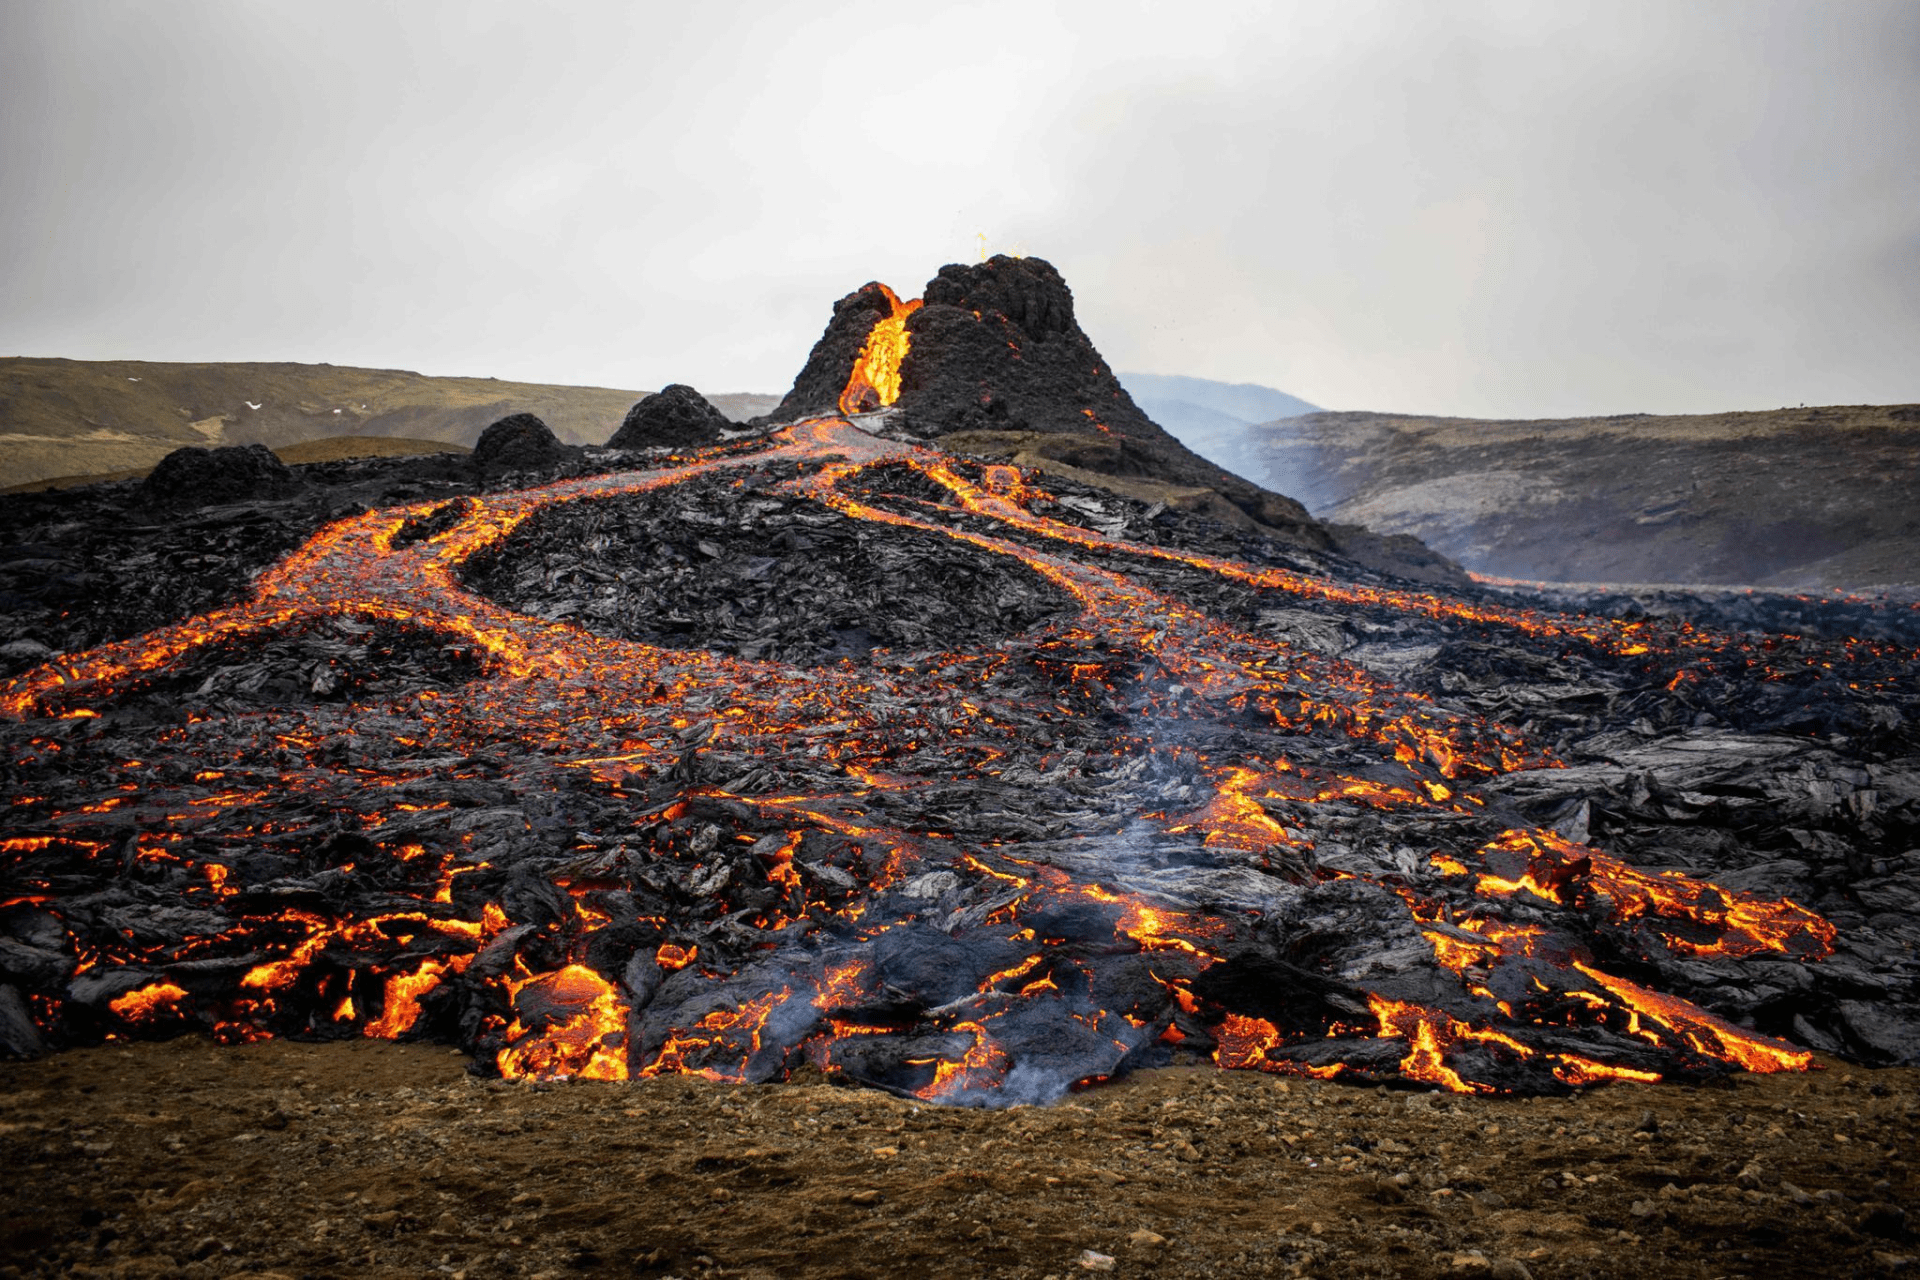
[3,1040,1915,1279]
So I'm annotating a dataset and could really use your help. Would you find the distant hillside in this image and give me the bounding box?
[1117,372,1318,481]
[0,358,779,489]
[1118,373,1319,424]
[1236,404,1920,590]
[4,435,469,494]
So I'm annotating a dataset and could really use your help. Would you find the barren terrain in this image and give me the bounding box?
[3,1040,1915,1279]
[0,358,777,489]
[3,437,470,495]
[1237,406,1920,589]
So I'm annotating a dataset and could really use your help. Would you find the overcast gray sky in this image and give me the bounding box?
[4,0,1916,418]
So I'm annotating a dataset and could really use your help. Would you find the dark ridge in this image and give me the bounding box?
[462,468,1080,665]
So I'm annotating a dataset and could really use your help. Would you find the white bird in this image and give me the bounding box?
[127,376,141,382]
[245,401,261,410]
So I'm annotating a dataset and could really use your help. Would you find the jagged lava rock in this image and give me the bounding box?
[471,412,567,474]
[608,385,731,450]
[138,444,301,509]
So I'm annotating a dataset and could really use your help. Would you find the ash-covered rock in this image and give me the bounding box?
[138,444,301,509]
[608,384,732,451]
[472,412,569,474]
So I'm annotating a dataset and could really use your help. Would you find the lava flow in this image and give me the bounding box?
[838,285,921,416]
[0,400,1872,1104]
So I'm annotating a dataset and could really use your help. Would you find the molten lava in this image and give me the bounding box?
[0,411,1859,1101]
[838,284,922,415]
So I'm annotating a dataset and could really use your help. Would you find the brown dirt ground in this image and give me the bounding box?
[2,1041,1915,1279]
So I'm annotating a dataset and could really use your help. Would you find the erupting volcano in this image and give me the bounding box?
[4,258,1918,1107]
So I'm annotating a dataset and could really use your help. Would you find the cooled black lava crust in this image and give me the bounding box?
[462,467,1081,664]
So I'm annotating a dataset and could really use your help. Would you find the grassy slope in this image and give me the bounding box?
[1,435,471,494]
[1244,404,1920,589]
[0,357,778,488]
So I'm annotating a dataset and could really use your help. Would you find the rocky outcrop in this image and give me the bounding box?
[608,385,732,450]
[471,413,568,474]
[138,444,300,509]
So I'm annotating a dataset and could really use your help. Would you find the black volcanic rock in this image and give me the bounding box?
[765,258,1336,548]
[765,283,902,423]
[472,412,567,473]
[462,466,1079,665]
[899,257,1159,443]
[608,385,731,450]
[138,444,300,509]
[865,258,1145,442]
[6,404,1920,1097]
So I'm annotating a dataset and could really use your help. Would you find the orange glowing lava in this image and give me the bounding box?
[839,285,922,415]
[108,981,190,1025]
[0,411,1852,1098]
[498,964,630,1081]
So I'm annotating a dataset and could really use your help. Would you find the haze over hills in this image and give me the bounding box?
[0,357,778,489]
[6,354,1915,592]
[1115,372,1318,484]
[1232,405,1920,590]
[1115,372,1319,425]
[1107,375,1919,591]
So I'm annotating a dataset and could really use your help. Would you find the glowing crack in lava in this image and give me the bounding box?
[1,415,1844,1101]
[838,285,922,415]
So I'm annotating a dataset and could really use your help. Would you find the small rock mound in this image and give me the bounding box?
[139,444,300,508]
[472,413,567,473]
[607,385,731,450]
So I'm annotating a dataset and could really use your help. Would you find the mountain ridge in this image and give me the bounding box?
[1116,372,1319,492]
[1116,372,1319,425]
[0,356,778,489]
[1236,404,1920,589]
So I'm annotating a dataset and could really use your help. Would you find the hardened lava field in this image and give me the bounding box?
[460,464,1080,665]
[5,411,1920,1109]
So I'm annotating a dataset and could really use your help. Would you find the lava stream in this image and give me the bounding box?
[0,415,1843,1099]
